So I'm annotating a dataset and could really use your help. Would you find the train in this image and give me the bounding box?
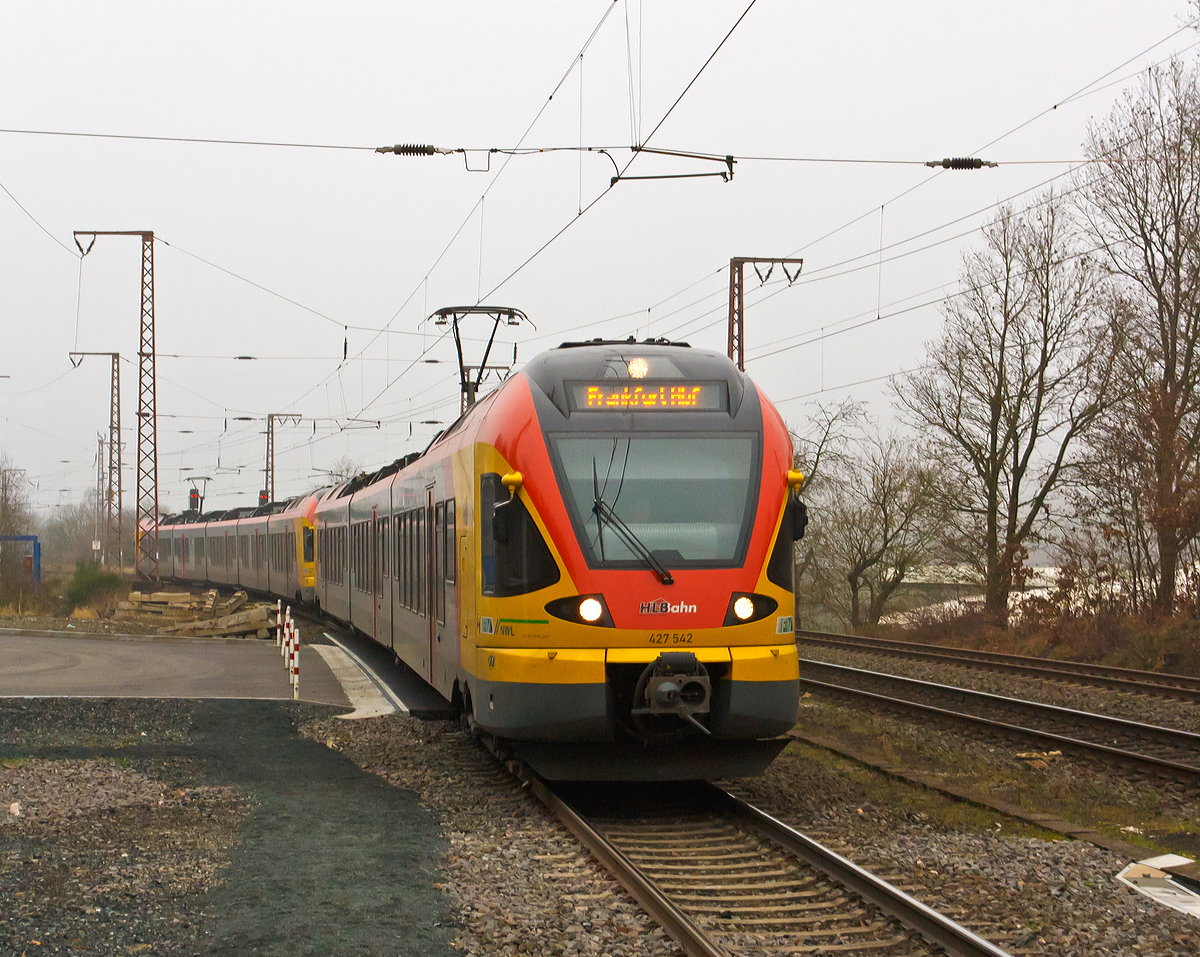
[150,338,808,779]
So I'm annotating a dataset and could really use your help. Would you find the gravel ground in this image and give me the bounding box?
[303,714,686,957]
[0,698,458,957]
[797,642,1200,733]
[793,682,1200,843]
[1,755,246,956]
[0,613,159,635]
[735,739,1200,957]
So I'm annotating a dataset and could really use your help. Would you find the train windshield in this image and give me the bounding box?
[550,435,758,567]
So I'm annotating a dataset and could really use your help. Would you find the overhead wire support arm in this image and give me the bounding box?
[613,147,735,186]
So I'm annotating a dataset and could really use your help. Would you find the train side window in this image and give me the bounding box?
[403,513,412,611]
[402,513,410,608]
[303,527,314,565]
[417,509,426,617]
[409,511,417,610]
[481,472,560,597]
[435,502,446,624]
[409,512,418,612]
[446,498,456,584]
[381,520,389,579]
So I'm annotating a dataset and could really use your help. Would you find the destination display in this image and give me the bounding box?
[568,380,727,412]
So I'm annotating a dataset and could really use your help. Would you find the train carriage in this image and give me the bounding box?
[153,338,805,780]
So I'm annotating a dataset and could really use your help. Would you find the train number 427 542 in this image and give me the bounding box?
[648,632,693,644]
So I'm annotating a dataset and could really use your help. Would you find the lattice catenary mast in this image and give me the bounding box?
[74,231,157,580]
[727,257,803,372]
[69,351,123,574]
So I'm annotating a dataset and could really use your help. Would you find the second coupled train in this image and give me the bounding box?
[153,339,808,779]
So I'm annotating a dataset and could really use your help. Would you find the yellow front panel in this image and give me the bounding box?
[476,646,605,684]
[606,647,732,665]
[475,616,791,649]
[730,644,799,681]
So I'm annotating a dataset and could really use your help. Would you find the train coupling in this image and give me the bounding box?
[631,652,712,736]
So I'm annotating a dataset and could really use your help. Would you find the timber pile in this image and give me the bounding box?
[115,589,273,639]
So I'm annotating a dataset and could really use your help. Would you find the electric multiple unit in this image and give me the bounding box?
[154,340,807,779]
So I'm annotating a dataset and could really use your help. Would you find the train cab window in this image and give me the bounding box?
[303,527,314,564]
[551,435,758,568]
[480,473,560,597]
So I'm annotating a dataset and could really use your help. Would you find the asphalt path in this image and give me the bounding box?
[0,632,350,706]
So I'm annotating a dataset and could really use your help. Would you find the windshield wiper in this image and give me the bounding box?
[591,495,674,585]
[592,459,606,561]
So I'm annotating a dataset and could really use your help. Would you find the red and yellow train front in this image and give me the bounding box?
[465,342,802,779]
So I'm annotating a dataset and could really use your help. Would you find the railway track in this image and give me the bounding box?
[797,629,1200,701]
[798,658,1200,784]
[520,774,1013,957]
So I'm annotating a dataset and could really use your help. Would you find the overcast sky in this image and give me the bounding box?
[1,0,1195,516]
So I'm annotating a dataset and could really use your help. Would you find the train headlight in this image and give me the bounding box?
[579,598,603,622]
[545,594,614,627]
[627,357,649,378]
[723,592,779,626]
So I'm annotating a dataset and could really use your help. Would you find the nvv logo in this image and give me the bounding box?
[640,599,697,615]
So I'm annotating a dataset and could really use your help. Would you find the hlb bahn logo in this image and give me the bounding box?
[640,599,697,615]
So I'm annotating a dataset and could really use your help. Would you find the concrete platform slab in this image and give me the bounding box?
[0,633,350,707]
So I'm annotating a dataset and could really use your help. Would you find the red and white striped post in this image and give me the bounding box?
[275,600,282,648]
[291,624,300,699]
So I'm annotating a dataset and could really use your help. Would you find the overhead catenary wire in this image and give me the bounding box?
[39,10,1198,505]
[593,17,1200,351]
[263,0,627,427]
[476,0,762,305]
[0,177,79,258]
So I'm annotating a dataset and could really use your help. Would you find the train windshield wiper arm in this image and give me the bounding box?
[591,495,674,585]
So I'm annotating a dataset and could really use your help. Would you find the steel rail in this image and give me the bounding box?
[711,785,1012,957]
[519,770,728,957]
[797,629,1200,700]
[799,663,1200,783]
[520,765,1012,957]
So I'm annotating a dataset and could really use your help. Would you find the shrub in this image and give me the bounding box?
[66,561,121,609]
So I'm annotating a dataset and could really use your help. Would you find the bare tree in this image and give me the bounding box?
[896,193,1119,627]
[0,450,35,598]
[789,400,865,591]
[328,455,364,484]
[1075,60,1200,613]
[0,449,33,537]
[813,432,946,627]
[41,494,100,569]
